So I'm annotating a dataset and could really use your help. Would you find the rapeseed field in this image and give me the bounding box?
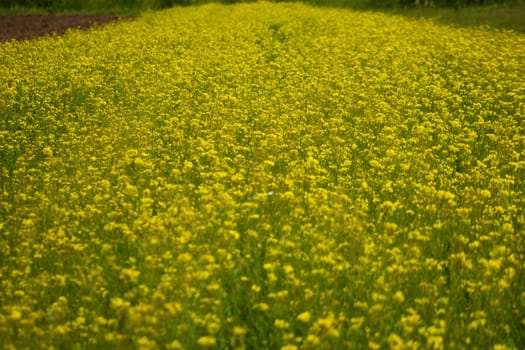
[1,2,524,349]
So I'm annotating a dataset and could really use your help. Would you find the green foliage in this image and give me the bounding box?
[393,2,525,33]
[302,0,523,9]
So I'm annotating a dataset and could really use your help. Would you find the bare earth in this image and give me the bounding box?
[0,14,132,42]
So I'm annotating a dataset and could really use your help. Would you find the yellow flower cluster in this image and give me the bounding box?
[1,2,524,349]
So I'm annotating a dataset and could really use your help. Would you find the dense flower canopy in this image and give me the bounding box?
[1,2,524,349]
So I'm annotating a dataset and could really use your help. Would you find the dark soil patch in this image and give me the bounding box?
[0,14,133,42]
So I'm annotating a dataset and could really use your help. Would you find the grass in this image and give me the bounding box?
[304,0,525,33]
[1,1,524,349]
[391,2,525,33]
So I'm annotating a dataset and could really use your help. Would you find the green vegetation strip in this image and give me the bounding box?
[1,2,524,349]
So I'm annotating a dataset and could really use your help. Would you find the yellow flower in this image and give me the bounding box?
[253,303,270,311]
[42,146,53,157]
[9,309,22,321]
[110,297,130,310]
[388,333,404,350]
[166,340,183,350]
[280,345,298,350]
[233,326,247,336]
[120,267,140,283]
[393,291,405,304]
[274,319,289,329]
[305,334,320,346]
[197,336,216,348]
[296,311,311,323]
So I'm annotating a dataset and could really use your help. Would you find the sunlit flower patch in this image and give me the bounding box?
[1,2,524,348]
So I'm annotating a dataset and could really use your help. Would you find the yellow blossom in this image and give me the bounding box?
[296,311,311,323]
[197,336,216,347]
